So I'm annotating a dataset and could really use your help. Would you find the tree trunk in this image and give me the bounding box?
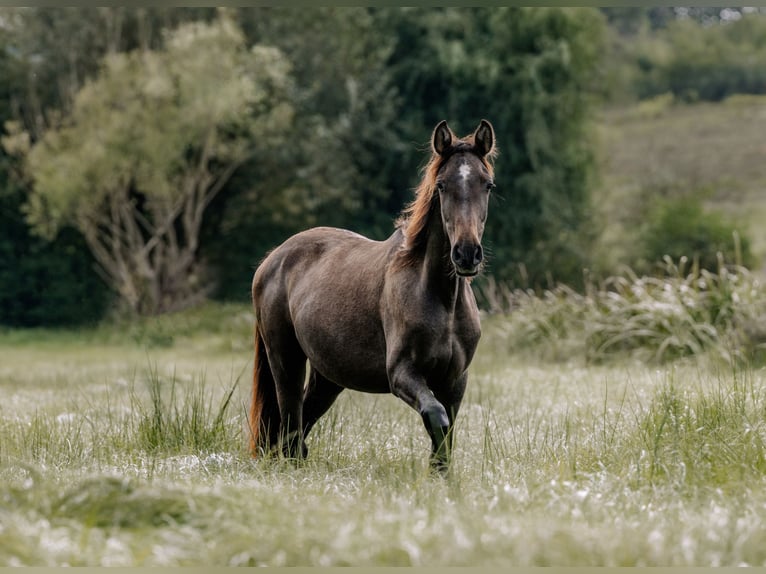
[79,154,242,315]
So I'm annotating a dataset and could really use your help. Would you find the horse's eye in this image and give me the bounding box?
[435,182,445,193]
[486,182,495,192]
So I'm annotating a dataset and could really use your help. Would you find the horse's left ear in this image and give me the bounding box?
[473,119,495,157]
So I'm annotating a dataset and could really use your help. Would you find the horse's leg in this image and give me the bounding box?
[388,362,453,472]
[432,373,468,469]
[302,367,344,441]
[262,328,308,459]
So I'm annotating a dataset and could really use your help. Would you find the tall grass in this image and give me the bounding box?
[3,295,766,564]
[631,369,766,487]
[133,364,240,453]
[0,365,243,473]
[4,357,766,565]
[481,256,766,364]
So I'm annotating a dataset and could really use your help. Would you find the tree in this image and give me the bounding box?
[203,8,405,300]
[380,8,605,288]
[484,8,604,288]
[1,7,215,142]
[0,17,108,326]
[6,15,293,315]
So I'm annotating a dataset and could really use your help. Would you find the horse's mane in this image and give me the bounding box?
[394,135,497,267]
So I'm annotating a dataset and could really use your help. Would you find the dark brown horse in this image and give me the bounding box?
[249,119,496,471]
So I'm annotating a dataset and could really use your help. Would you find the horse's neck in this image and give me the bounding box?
[420,208,462,310]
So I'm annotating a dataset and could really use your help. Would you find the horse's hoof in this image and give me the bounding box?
[429,457,450,476]
[280,440,308,461]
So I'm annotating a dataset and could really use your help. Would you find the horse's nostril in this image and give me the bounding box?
[474,245,483,266]
[452,244,462,264]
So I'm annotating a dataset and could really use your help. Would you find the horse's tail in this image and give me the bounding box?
[248,324,280,456]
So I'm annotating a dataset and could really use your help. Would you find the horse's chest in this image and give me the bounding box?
[382,281,481,382]
[420,316,480,379]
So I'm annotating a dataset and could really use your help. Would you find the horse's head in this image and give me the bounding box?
[432,119,496,277]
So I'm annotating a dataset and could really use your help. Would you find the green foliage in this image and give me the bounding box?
[1,8,216,134]
[0,166,110,327]
[22,17,292,238]
[639,197,753,273]
[7,7,766,321]
[0,229,110,327]
[12,15,294,315]
[0,26,110,326]
[380,8,605,289]
[204,8,405,300]
[493,8,603,288]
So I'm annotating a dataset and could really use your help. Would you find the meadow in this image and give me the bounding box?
[594,95,766,271]
[2,262,766,566]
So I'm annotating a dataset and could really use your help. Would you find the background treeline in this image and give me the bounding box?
[602,6,766,102]
[0,7,764,325]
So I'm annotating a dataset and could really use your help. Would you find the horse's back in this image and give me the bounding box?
[253,227,396,300]
[253,227,400,391]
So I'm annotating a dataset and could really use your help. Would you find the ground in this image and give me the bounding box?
[1,304,765,566]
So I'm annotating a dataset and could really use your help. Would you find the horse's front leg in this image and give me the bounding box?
[388,361,453,473]
[433,372,468,470]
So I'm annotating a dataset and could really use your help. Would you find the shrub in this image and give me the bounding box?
[0,185,111,327]
[483,258,766,364]
[638,197,753,274]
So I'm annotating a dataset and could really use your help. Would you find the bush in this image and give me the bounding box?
[638,197,753,274]
[0,183,111,327]
[482,258,766,364]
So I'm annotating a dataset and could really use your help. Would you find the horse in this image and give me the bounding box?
[249,119,497,472]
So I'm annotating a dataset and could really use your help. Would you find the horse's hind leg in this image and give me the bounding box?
[302,367,344,440]
[262,328,308,459]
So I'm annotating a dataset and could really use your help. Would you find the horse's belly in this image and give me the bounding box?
[305,340,390,393]
[292,309,390,393]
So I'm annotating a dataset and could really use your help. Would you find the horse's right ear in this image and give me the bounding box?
[432,120,453,156]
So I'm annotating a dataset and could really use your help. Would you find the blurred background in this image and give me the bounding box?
[1,7,765,325]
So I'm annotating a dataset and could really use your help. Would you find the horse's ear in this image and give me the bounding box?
[473,119,495,157]
[432,120,454,156]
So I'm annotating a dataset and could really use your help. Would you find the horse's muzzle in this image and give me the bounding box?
[452,242,483,276]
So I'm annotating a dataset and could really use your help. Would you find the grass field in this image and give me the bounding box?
[2,301,766,566]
